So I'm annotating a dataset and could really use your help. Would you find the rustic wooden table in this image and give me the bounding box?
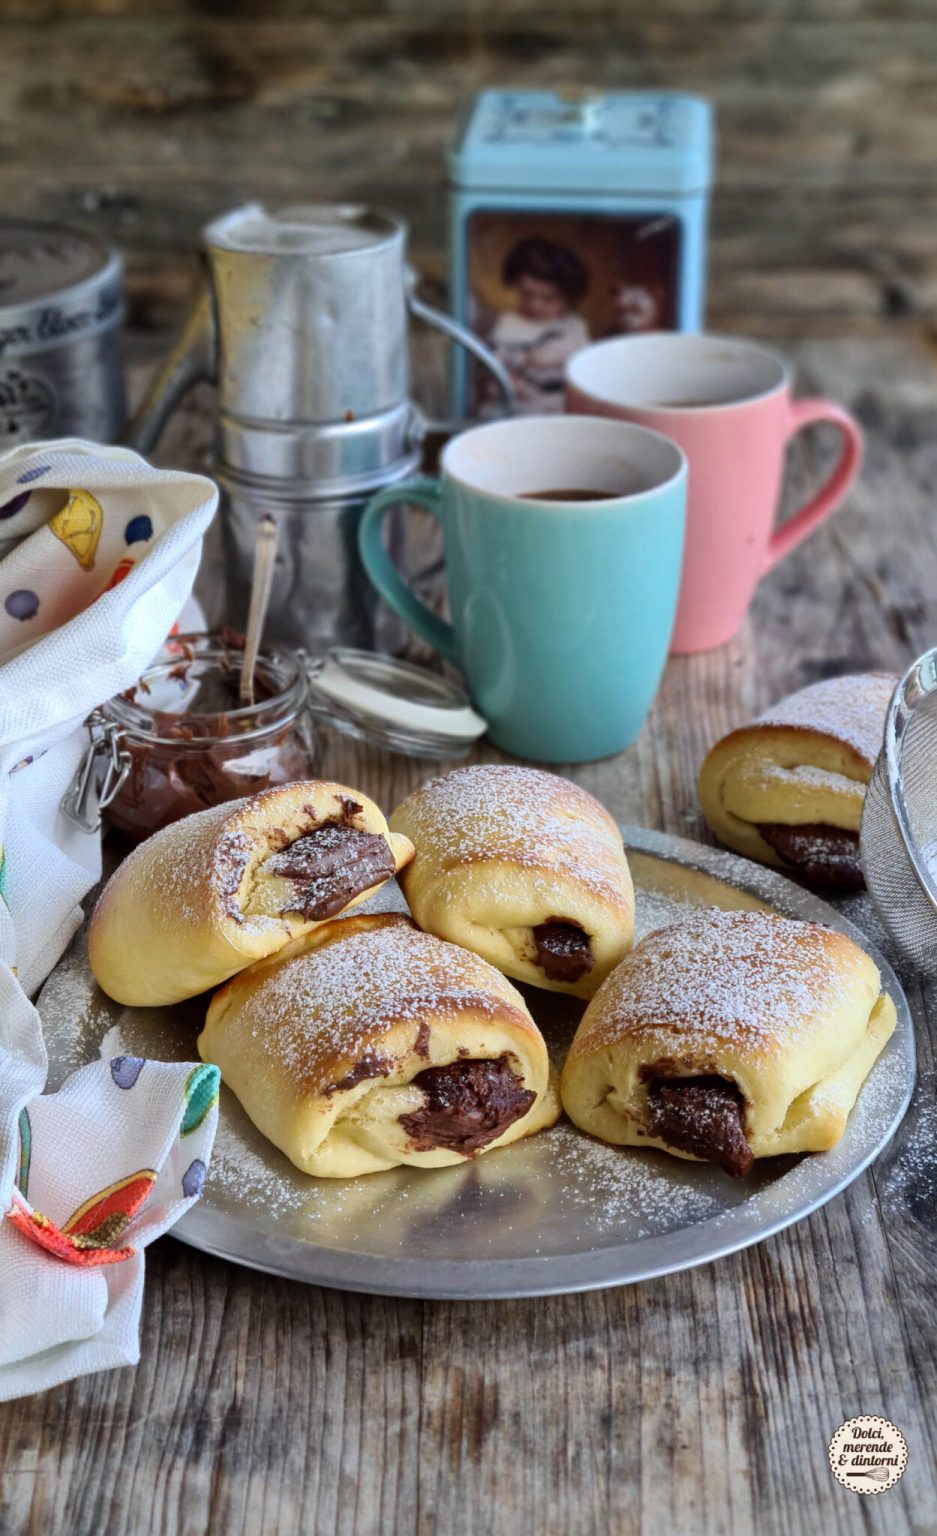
[1,334,935,1534]
[2,2,937,1527]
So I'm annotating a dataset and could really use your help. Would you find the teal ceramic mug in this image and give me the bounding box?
[358,414,687,762]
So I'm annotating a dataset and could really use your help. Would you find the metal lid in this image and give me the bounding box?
[307,648,487,758]
[449,89,713,194]
[0,221,120,310]
[205,202,404,259]
[0,221,123,362]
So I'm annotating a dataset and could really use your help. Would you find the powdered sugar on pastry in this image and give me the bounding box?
[88,780,413,1007]
[390,765,635,1000]
[756,672,897,768]
[698,674,897,889]
[226,915,527,1092]
[759,762,857,795]
[199,913,558,1177]
[571,908,847,1059]
[394,764,625,901]
[561,907,896,1168]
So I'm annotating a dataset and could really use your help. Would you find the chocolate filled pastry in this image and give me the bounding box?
[698,673,897,891]
[88,781,414,1006]
[198,913,560,1177]
[389,765,635,999]
[560,909,896,1176]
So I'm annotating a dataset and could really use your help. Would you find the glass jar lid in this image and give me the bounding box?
[108,634,488,758]
[307,647,487,757]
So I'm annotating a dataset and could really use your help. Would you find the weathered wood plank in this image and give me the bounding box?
[3,334,936,1536]
[1,4,937,338]
[1,0,937,1521]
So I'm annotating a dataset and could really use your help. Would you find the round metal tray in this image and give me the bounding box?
[38,827,915,1300]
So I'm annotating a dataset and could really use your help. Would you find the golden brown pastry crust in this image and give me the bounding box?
[560,908,896,1164]
[698,673,896,885]
[88,781,414,1006]
[390,764,634,999]
[199,913,560,1177]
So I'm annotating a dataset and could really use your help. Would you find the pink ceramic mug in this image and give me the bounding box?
[565,333,864,653]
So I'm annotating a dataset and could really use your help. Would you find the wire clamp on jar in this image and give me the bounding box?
[61,710,131,834]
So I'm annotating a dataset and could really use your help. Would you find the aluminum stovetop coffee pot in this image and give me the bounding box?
[125,202,512,656]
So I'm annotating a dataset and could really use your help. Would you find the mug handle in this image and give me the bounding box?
[359,477,460,664]
[762,399,864,573]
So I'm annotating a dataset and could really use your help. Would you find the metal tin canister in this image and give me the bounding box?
[0,221,125,444]
[448,90,714,415]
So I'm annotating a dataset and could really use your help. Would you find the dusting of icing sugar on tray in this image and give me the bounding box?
[35,826,915,1299]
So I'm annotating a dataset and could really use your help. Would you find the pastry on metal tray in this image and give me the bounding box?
[390,764,634,1000]
[88,780,414,1006]
[698,673,897,891]
[560,909,896,1177]
[198,913,559,1178]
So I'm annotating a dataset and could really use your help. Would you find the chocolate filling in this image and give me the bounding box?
[326,1050,394,1096]
[645,1075,753,1179]
[757,822,863,892]
[265,822,395,920]
[399,1056,535,1155]
[532,919,593,983]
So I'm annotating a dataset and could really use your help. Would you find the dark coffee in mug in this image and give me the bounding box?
[649,399,719,409]
[358,413,688,760]
[519,488,616,502]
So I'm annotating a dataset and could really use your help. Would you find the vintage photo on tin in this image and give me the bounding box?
[466,209,680,413]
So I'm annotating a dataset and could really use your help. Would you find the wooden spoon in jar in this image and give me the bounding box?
[239,512,279,707]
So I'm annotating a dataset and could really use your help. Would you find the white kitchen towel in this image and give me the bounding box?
[0,963,219,1400]
[0,439,220,1399]
[0,438,217,992]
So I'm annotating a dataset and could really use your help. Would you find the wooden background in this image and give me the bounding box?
[0,0,935,348]
[1,4,937,1534]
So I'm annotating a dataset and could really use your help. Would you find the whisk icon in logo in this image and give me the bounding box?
[828,1415,908,1494]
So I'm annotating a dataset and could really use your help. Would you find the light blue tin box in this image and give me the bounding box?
[448,90,714,415]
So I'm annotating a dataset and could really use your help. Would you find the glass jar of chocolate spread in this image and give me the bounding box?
[102,631,316,841]
[63,632,488,843]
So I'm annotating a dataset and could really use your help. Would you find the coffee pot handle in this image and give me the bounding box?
[121,279,216,454]
[123,265,508,456]
[406,272,514,434]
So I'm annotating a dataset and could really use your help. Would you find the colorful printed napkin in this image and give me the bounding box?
[0,439,220,1398]
[0,438,217,993]
[0,964,219,1400]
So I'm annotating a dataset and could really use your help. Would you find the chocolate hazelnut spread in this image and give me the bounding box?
[122,632,265,725]
[645,1075,753,1178]
[266,823,395,920]
[399,1056,535,1155]
[757,822,863,892]
[326,1050,394,1095]
[106,635,316,842]
[532,920,593,983]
